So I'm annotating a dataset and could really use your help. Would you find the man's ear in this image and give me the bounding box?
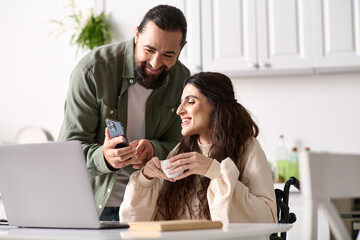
[135,26,139,44]
[180,40,187,51]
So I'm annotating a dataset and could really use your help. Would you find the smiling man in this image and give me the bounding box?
[58,5,190,221]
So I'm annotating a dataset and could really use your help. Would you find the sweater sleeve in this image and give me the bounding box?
[119,169,161,222]
[205,139,277,223]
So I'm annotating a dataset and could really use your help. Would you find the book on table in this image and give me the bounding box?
[128,220,223,231]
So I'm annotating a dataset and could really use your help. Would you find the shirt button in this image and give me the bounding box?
[107,188,111,193]
[171,108,175,112]
[129,79,134,84]
[98,205,103,209]
[110,110,114,115]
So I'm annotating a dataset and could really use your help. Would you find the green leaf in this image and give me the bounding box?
[49,2,114,51]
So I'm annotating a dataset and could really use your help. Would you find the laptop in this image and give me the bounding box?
[0,141,128,229]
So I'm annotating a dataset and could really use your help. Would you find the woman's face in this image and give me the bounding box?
[176,83,214,144]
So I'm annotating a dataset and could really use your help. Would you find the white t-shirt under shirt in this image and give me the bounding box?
[126,82,153,142]
[106,82,153,207]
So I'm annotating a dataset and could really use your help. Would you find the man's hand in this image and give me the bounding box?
[103,128,137,169]
[132,139,155,169]
[103,128,154,170]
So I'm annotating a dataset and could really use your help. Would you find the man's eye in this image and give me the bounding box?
[187,101,195,104]
[145,48,154,53]
[163,54,173,58]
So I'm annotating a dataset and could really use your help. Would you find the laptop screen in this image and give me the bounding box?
[0,141,104,228]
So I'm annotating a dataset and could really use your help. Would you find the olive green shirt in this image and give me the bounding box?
[58,38,190,216]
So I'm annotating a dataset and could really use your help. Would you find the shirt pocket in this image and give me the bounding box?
[99,103,119,137]
[101,103,118,120]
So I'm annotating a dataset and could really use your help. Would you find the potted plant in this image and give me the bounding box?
[51,1,114,52]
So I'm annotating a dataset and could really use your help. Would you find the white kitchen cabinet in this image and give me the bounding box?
[179,0,202,74]
[312,0,360,70]
[201,0,313,75]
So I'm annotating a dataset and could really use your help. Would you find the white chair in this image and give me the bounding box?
[14,126,53,144]
[300,151,360,240]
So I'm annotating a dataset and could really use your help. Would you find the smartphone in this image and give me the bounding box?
[105,118,129,148]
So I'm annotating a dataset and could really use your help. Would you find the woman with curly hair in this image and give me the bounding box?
[120,72,277,223]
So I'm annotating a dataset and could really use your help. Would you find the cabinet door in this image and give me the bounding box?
[180,0,202,74]
[201,0,312,74]
[257,0,312,71]
[201,0,258,72]
[312,0,360,69]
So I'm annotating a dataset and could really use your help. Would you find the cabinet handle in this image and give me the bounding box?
[259,62,271,68]
[248,62,259,69]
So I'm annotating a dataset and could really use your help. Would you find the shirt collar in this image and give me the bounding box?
[122,38,135,79]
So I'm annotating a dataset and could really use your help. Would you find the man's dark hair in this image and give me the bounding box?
[138,5,187,47]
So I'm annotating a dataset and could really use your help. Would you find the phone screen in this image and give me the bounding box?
[105,118,129,148]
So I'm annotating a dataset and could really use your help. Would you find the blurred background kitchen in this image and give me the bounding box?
[1,0,359,163]
[0,0,359,238]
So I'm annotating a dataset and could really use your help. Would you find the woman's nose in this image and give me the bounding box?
[176,103,184,116]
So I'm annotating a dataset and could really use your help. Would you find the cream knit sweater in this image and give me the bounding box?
[120,138,277,223]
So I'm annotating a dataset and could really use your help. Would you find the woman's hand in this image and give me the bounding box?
[142,157,175,182]
[166,152,213,181]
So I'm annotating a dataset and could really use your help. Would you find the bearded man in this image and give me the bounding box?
[58,5,189,221]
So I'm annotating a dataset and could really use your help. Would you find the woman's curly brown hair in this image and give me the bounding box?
[157,72,259,220]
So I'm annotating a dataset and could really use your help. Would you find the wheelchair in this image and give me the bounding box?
[270,176,301,240]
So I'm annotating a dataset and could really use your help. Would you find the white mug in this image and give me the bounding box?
[160,159,184,178]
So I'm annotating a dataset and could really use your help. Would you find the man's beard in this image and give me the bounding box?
[134,60,169,89]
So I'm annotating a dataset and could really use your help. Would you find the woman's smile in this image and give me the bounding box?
[176,84,213,143]
[181,117,192,126]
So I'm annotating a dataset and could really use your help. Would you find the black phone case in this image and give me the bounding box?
[105,118,129,148]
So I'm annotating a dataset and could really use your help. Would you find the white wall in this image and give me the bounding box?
[0,0,93,143]
[0,0,359,163]
[232,73,360,164]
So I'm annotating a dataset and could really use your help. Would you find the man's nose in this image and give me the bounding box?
[149,53,163,70]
